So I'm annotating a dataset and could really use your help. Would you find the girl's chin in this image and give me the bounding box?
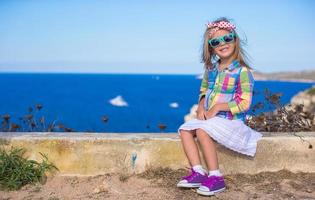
[217,52,234,59]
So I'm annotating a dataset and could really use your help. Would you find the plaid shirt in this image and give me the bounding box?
[199,60,254,121]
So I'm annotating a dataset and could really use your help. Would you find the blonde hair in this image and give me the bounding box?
[201,17,251,70]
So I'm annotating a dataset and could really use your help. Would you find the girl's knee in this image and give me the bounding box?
[196,128,207,137]
[179,130,196,139]
[196,129,213,142]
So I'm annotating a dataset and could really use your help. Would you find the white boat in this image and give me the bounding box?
[109,95,128,107]
[169,102,179,108]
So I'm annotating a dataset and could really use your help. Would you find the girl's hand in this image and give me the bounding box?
[196,98,207,120]
[196,105,207,120]
[205,105,219,119]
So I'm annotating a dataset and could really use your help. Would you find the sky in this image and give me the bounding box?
[0,0,314,74]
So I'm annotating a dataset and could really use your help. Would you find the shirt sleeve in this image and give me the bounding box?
[227,67,254,114]
[198,69,208,102]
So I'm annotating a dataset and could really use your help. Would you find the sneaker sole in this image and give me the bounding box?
[176,183,201,188]
[196,187,226,196]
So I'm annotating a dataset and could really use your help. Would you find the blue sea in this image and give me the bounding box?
[0,73,313,133]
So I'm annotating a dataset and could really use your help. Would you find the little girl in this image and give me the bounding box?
[176,17,262,196]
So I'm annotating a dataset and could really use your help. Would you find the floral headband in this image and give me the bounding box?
[206,21,236,37]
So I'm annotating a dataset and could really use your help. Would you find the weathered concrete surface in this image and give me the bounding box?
[0,132,314,176]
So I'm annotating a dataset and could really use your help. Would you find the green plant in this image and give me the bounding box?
[306,87,315,95]
[0,146,59,190]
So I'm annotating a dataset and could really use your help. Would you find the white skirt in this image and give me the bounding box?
[178,116,263,157]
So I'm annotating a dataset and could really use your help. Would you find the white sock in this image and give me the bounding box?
[208,169,222,177]
[192,165,206,175]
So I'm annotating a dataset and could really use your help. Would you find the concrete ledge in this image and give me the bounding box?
[0,132,314,176]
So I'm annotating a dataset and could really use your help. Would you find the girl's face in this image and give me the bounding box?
[210,29,236,60]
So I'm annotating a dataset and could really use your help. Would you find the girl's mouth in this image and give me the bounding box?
[219,46,229,53]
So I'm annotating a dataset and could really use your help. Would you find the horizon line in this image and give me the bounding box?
[0,71,200,76]
[0,68,314,75]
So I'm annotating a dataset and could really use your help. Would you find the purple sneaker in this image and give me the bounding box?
[196,175,226,196]
[176,169,208,188]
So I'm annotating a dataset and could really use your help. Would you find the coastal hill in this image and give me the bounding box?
[252,70,315,83]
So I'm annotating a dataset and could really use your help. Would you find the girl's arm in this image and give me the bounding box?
[196,70,208,119]
[227,67,254,114]
[205,102,230,118]
[198,69,209,103]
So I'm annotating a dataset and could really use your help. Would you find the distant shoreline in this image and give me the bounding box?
[252,70,315,84]
[254,78,315,84]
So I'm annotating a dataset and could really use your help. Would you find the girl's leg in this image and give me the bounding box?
[195,129,226,196]
[179,130,201,166]
[196,128,219,170]
[177,130,208,188]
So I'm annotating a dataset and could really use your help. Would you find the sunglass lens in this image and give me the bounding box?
[223,34,235,43]
[210,39,220,47]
